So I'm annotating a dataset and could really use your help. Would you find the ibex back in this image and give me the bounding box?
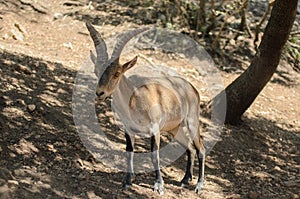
[86,22,205,195]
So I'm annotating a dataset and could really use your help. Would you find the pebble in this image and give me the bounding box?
[17,65,31,74]
[78,173,86,180]
[11,28,24,41]
[63,42,73,49]
[237,35,245,41]
[249,191,259,199]
[27,104,36,112]
[54,13,63,20]
[16,99,26,106]
[7,180,19,186]
[229,39,236,46]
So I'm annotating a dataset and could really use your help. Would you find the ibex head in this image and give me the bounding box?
[86,22,148,101]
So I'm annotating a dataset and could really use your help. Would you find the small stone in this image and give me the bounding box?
[16,99,26,106]
[249,191,259,199]
[17,65,31,74]
[11,28,24,41]
[2,96,12,106]
[27,104,36,112]
[78,173,86,180]
[237,35,245,41]
[7,180,19,186]
[273,165,282,172]
[2,96,9,100]
[229,39,236,46]
[65,77,74,83]
[63,42,73,49]
[2,33,9,40]
[159,14,166,22]
[54,13,63,20]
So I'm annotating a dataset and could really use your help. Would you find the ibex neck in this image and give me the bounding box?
[113,74,136,106]
[111,75,136,127]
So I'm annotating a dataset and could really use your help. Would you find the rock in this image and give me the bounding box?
[35,134,41,139]
[27,104,36,112]
[17,65,31,74]
[7,180,19,186]
[273,165,283,172]
[2,96,12,106]
[76,158,84,167]
[11,28,24,41]
[249,191,259,199]
[63,42,73,49]
[2,33,9,40]
[229,39,236,46]
[159,14,166,22]
[65,77,74,83]
[78,173,86,180]
[54,13,63,20]
[237,35,245,41]
[16,99,26,106]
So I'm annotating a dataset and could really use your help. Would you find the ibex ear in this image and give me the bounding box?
[122,56,138,72]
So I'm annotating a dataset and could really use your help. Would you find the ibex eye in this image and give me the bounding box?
[114,72,120,78]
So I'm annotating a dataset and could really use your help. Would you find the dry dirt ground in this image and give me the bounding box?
[0,1,299,199]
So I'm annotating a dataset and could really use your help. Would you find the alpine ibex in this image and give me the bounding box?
[86,22,205,195]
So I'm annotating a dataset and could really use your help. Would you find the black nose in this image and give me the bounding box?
[97,91,105,97]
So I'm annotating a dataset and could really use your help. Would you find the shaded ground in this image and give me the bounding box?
[0,1,299,199]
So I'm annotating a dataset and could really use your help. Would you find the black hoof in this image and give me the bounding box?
[180,177,192,187]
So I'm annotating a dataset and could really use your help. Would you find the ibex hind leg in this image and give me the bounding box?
[150,123,164,195]
[194,137,205,194]
[186,117,205,194]
[169,123,196,188]
[123,132,135,188]
[180,145,196,187]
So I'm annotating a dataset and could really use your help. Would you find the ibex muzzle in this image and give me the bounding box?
[86,22,205,195]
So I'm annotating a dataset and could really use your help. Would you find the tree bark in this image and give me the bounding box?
[197,0,206,28]
[212,0,298,124]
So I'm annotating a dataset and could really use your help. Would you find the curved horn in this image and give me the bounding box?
[110,27,150,63]
[86,22,108,64]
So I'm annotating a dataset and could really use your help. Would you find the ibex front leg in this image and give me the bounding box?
[150,123,164,195]
[123,132,135,188]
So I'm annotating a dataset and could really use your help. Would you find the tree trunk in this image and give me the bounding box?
[197,0,206,28]
[212,0,298,124]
